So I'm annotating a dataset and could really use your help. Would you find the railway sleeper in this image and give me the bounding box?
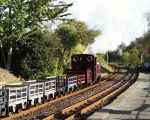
[3,74,127,120]
[57,73,135,119]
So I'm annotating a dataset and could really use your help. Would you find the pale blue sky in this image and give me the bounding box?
[68,0,150,53]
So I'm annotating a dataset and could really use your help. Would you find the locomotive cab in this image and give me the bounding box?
[70,54,98,84]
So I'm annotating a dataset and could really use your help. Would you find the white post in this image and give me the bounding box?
[107,52,109,64]
[7,47,12,70]
[141,53,144,64]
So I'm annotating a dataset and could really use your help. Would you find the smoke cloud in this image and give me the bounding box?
[69,0,150,53]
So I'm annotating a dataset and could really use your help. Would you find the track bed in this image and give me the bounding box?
[2,73,138,120]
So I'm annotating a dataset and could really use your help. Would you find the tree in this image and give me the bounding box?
[0,0,72,70]
[128,47,140,67]
[11,28,62,79]
[56,23,78,55]
[68,20,100,46]
[55,20,100,72]
[56,20,100,57]
[55,23,78,73]
[126,32,150,63]
[122,51,129,65]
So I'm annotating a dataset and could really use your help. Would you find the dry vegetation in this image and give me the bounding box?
[0,68,22,85]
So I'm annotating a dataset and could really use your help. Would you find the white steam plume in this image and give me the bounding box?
[69,0,150,53]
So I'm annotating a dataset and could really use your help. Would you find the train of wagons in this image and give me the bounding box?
[0,54,101,117]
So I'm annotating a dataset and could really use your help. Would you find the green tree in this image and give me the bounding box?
[56,20,100,58]
[0,0,72,70]
[122,51,129,65]
[128,47,140,67]
[68,20,100,46]
[55,20,100,72]
[11,28,62,79]
[56,23,78,55]
[55,23,78,73]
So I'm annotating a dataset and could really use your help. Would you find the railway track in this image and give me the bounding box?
[102,73,117,80]
[43,72,138,120]
[2,73,135,120]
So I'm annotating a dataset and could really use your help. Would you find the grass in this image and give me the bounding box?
[0,68,22,85]
[96,54,113,73]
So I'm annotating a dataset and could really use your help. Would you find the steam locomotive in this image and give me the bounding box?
[0,54,101,117]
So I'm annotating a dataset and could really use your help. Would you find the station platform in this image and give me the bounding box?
[88,73,150,120]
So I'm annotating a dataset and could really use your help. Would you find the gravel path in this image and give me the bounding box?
[88,73,150,120]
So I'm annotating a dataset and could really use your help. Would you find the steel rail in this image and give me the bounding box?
[65,73,137,120]
[2,73,123,120]
[43,73,136,120]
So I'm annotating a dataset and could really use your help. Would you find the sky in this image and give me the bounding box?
[68,0,150,53]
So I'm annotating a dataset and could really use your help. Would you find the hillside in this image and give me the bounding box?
[0,68,22,85]
[96,54,113,72]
